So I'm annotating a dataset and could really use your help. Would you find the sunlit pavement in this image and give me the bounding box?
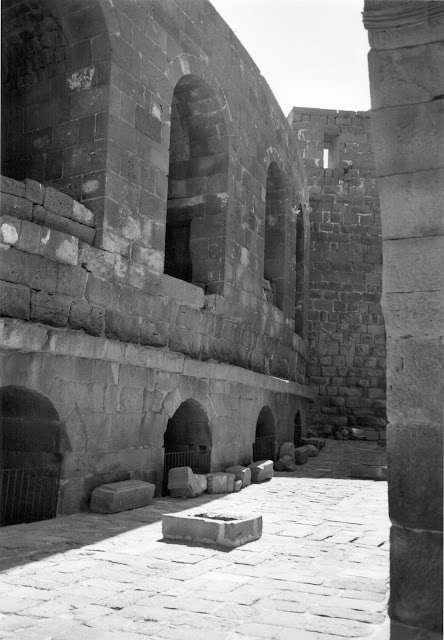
[0,440,389,640]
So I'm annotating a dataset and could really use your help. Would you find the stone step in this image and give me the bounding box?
[90,479,155,514]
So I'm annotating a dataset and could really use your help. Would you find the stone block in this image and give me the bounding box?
[233,480,242,492]
[207,472,235,494]
[30,290,71,328]
[105,309,139,343]
[39,228,79,266]
[69,300,104,337]
[365,430,379,441]
[388,423,442,531]
[25,179,45,205]
[301,437,326,449]
[0,247,58,293]
[275,455,297,472]
[383,291,444,340]
[248,460,273,483]
[225,465,251,488]
[90,479,155,514]
[350,463,387,480]
[294,446,310,465]
[140,320,168,347]
[72,200,95,227]
[0,216,21,246]
[162,511,262,548]
[279,441,295,460]
[57,264,87,298]
[390,526,443,631]
[378,169,444,241]
[43,186,74,218]
[349,428,366,440]
[18,220,41,254]
[44,211,95,245]
[167,466,207,498]
[306,444,319,457]
[0,192,32,221]
[383,236,444,294]
[1,175,26,197]
[0,281,30,320]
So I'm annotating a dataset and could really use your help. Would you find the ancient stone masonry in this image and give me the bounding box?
[0,0,313,516]
[289,107,386,435]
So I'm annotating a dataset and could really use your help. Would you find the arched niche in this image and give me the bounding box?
[253,406,276,462]
[264,162,287,310]
[165,74,229,292]
[0,386,62,526]
[294,410,303,448]
[162,398,212,494]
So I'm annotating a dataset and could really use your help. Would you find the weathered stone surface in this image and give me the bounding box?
[279,441,295,460]
[0,280,30,320]
[275,455,297,472]
[306,444,319,457]
[248,460,273,483]
[350,463,387,481]
[25,178,45,205]
[349,428,366,441]
[383,236,444,294]
[365,430,379,441]
[233,479,242,492]
[0,193,32,221]
[225,465,251,488]
[167,467,207,498]
[90,479,155,513]
[207,472,235,494]
[294,446,310,465]
[301,437,326,450]
[162,511,263,548]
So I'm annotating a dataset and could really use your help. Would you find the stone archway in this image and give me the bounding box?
[0,386,63,526]
[253,406,276,462]
[162,398,212,495]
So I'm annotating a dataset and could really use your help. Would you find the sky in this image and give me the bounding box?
[209,0,371,117]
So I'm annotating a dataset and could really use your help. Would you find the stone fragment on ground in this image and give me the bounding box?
[248,459,273,482]
[294,446,311,465]
[225,465,252,488]
[90,479,155,513]
[275,455,297,471]
[302,437,326,450]
[350,428,366,440]
[168,466,207,497]
[207,472,236,494]
[279,441,295,459]
[350,463,388,480]
[306,444,320,457]
[365,430,380,441]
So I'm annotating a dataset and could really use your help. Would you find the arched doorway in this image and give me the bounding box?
[294,205,305,337]
[0,386,62,526]
[253,406,276,462]
[162,399,212,495]
[264,162,287,310]
[165,74,229,292]
[294,411,303,448]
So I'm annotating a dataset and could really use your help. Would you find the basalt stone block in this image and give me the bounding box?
[1,192,33,221]
[275,455,297,472]
[294,446,311,465]
[234,480,242,492]
[279,441,295,460]
[365,430,379,441]
[207,472,236,494]
[162,511,263,548]
[225,465,251,488]
[168,466,207,498]
[349,428,366,440]
[306,444,319,457]
[350,463,387,481]
[248,460,273,483]
[90,479,155,514]
[301,437,326,450]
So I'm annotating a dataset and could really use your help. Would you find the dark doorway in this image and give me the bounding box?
[162,399,212,495]
[0,386,62,526]
[294,411,303,448]
[253,406,276,462]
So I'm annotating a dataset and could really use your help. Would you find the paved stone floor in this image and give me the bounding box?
[0,441,389,640]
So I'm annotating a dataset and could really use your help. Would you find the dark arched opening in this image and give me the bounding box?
[165,74,229,293]
[264,162,287,310]
[162,399,212,495]
[295,204,305,336]
[253,406,276,462]
[0,386,62,526]
[294,411,303,448]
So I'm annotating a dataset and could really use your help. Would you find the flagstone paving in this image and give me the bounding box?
[0,440,389,640]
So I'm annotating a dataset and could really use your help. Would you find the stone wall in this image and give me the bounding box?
[289,107,386,434]
[364,2,443,638]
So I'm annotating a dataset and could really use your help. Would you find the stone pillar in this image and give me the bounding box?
[363,2,444,639]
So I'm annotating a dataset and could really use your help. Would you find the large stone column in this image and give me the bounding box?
[363,2,444,639]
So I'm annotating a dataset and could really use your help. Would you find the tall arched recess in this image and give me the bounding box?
[264,162,287,310]
[0,386,62,526]
[253,406,276,462]
[165,74,229,293]
[295,205,305,336]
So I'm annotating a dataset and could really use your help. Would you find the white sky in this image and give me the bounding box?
[209,0,371,117]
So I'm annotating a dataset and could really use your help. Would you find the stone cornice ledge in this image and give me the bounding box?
[0,319,315,400]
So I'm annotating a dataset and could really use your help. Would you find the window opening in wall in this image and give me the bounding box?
[264,162,287,310]
[165,74,229,292]
[253,406,276,462]
[323,133,339,170]
[162,399,212,495]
